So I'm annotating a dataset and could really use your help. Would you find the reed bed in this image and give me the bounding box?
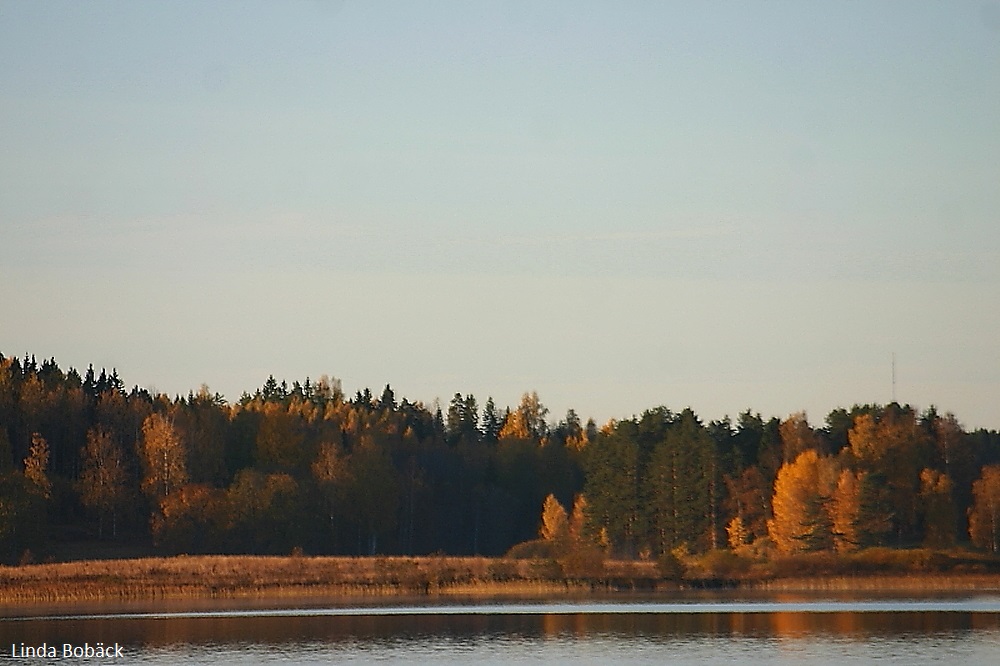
[3,554,1000,605]
[750,574,1000,593]
[0,555,656,604]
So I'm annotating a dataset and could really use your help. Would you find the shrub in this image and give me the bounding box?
[688,549,750,579]
[560,544,605,579]
[657,550,685,581]
[506,539,557,560]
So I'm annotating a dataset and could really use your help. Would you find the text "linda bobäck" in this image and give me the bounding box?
[10,642,124,658]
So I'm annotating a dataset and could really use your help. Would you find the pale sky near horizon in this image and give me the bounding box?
[2,1,999,430]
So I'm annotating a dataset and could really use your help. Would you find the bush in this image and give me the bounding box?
[528,557,564,580]
[849,547,953,573]
[560,544,605,579]
[687,549,751,579]
[506,539,557,560]
[657,550,685,581]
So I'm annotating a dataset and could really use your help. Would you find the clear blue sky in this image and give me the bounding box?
[2,1,999,429]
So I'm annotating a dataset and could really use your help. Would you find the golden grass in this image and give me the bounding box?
[3,553,1000,605]
[0,555,655,604]
[751,574,1000,592]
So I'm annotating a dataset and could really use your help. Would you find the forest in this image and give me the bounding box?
[2,352,1000,566]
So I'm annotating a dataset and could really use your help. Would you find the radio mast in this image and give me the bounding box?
[891,352,896,404]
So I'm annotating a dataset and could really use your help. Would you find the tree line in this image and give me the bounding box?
[1,353,999,564]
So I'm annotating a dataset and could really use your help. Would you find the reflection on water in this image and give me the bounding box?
[2,598,1000,664]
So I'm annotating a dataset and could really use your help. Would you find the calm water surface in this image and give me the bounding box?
[3,596,1000,664]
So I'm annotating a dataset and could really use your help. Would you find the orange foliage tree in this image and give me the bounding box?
[969,465,1000,553]
[768,450,837,554]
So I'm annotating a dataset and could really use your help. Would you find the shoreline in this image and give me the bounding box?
[4,555,1000,608]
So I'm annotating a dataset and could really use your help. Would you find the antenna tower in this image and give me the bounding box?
[891,352,896,404]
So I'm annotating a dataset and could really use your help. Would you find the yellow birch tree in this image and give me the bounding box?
[141,413,188,502]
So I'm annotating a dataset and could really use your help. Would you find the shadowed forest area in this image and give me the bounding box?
[2,352,1000,569]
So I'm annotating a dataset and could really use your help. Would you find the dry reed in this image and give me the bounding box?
[4,554,1000,606]
[0,555,636,604]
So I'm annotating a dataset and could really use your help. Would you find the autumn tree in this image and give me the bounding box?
[255,402,311,472]
[540,493,569,543]
[500,392,548,442]
[140,413,188,502]
[969,465,1000,553]
[552,409,589,452]
[79,427,129,539]
[768,450,837,554]
[848,407,931,542]
[569,493,590,542]
[828,466,895,551]
[227,470,311,554]
[920,468,957,548]
[23,433,51,499]
[723,465,771,550]
[563,493,604,577]
[925,409,978,529]
[829,469,862,553]
[91,389,149,505]
[152,484,228,553]
[499,409,530,441]
[311,441,348,547]
[533,493,603,577]
[726,516,751,553]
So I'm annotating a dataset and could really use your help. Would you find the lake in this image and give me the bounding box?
[3,595,1000,664]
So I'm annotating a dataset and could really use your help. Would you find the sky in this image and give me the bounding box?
[2,1,999,430]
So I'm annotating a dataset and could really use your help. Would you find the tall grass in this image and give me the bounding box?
[3,551,1000,605]
[0,555,661,604]
[679,547,1000,590]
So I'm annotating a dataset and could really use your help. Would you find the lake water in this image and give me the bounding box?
[3,595,1000,664]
